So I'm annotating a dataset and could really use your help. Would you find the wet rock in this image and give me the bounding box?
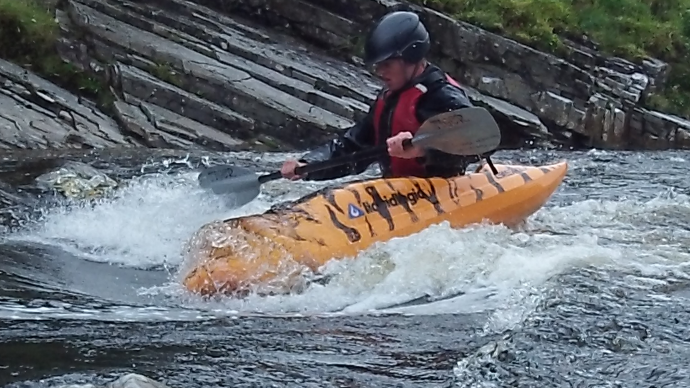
[0,58,131,149]
[0,54,255,151]
[57,373,169,388]
[64,0,353,148]
[0,180,37,228]
[628,109,690,150]
[110,63,264,149]
[35,160,118,199]
[464,86,554,148]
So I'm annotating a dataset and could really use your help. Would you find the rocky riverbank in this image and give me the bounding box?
[3,0,690,153]
[1,0,372,151]
[209,0,690,150]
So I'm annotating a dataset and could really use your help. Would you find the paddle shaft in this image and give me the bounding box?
[258,141,412,184]
[198,107,502,196]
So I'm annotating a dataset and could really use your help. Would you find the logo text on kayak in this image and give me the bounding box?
[361,186,429,214]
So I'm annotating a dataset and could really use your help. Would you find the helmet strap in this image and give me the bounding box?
[403,60,426,88]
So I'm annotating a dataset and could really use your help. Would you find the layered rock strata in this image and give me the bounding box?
[198,0,690,150]
[3,0,689,153]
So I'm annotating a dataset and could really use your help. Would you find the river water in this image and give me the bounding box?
[1,148,689,387]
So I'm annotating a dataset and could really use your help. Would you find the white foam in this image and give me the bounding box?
[3,156,368,270]
[145,189,690,324]
[5,166,295,268]
[172,220,615,321]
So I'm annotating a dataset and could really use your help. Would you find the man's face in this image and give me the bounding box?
[374,58,415,91]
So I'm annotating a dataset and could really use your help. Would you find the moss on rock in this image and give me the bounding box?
[0,0,58,59]
[0,0,113,110]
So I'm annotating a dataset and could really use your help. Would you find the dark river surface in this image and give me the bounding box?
[1,147,690,387]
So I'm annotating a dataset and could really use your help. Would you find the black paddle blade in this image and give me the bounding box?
[198,164,255,188]
[197,164,262,206]
[210,173,262,204]
[412,107,502,155]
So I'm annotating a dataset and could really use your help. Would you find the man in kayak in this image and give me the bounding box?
[281,10,481,181]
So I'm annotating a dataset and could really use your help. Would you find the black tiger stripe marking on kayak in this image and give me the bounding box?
[326,204,361,243]
[448,179,460,205]
[484,172,505,193]
[384,180,419,223]
[365,186,395,231]
[348,188,376,237]
[292,232,308,242]
[291,208,322,224]
[469,184,484,202]
[520,172,533,183]
[493,165,526,178]
[324,191,343,214]
[419,179,445,215]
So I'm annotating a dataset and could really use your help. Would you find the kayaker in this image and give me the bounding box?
[281,10,486,181]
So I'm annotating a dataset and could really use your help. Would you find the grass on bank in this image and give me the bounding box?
[414,0,690,118]
[0,0,109,105]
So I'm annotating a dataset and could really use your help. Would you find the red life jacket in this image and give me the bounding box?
[372,73,462,177]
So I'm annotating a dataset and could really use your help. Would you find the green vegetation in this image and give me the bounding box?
[0,0,112,107]
[414,0,690,118]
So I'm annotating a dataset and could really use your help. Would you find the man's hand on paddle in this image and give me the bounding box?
[387,132,424,159]
[281,131,423,181]
[281,159,306,180]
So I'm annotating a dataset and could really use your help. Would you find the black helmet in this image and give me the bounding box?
[363,11,431,66]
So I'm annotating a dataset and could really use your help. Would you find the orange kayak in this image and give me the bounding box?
[182,160,568,296]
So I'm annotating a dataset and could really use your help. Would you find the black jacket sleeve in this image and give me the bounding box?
[298,103,377,181]
[414,83,491,176]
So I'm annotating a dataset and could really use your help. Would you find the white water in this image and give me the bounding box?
[4,154,690,329]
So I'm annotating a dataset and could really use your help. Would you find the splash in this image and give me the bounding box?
[165,219,613,319]
[2,154,315,269]
[3,153,689,325]
[143,188,690,325]
[2,155,364,270]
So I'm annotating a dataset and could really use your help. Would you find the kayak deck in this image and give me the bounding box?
[182,161,568,296]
